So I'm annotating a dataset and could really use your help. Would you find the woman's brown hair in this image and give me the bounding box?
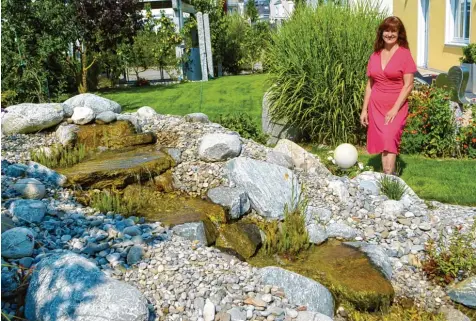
[373,16,409,52]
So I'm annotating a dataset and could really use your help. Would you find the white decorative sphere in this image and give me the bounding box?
[333,143,358,169]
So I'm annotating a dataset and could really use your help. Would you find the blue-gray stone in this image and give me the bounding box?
[226,157,300,220]
[25,252,149,321]
[448,276,476,308]
[207,186,250,220]
[1,227,35,259]
[172,222,208,245]
[127,245,144,265]
[1,268,20,298]
[260,267,334,317]
[9,199,46,224]
[344,242,393,280]
[123,226,141,237]
[306,224,328,245]
[96,111,117,124]
[26,161,67,187]
[6,164,28,178]
[326,222,359,240]
[19,257,34,269]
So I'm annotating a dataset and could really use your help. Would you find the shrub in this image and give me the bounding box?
[262,189,310,257]
[135,77,150,87]
[377,175,407,201]
[266,3,384,145]
[401,86,457,157]
[455,120,476,158]
[30,144,88,168]
[422,220,476,284]
[460,43,476,64]
[213,112,269,144]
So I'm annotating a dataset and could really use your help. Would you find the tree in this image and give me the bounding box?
[1,0,77,105]
[71,0,143,92]
[153,12,183,80]
[241,21,270,72]
[245,0,259,23]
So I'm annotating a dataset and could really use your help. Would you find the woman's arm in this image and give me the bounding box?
[360,78,373,127]
[385,73,414,124]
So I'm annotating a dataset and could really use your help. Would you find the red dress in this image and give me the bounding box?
[366,47,417,154]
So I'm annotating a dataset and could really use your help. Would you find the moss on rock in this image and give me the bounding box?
[76,120,137,148]
[216,223,262,259]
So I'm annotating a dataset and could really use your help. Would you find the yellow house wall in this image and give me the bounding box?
[394,0,476,72]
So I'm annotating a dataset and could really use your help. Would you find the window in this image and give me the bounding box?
[446,0,472,44]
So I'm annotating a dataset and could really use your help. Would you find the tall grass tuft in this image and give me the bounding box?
[30,144,87,168]
[266,3,384,145]
[90,189,142,216]
[378,175,407,200]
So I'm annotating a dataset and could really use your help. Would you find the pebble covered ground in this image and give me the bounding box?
[1,111,475,321]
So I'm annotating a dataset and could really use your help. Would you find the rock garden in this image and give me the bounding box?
[1,93,475,321]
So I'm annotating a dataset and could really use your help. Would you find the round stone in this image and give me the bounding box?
[13,178,46,199]
[333,143,358,169]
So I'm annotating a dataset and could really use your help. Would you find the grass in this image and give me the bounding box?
[97,74,269,124]
[310,145,476,206]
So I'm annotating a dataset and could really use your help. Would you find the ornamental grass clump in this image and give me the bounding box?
[30,144,87,168]
[266,3,384,145]
[377,175,407,201]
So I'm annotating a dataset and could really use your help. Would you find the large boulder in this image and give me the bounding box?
[95,111,117,124]
[72,107,95,125]
[207,186,250,219]
[265,150,294,169]
[9,199,46,223]
[199,133,242,162]
[56,124,80,146]
[262,92,301,145]
[226,157,300,220]
[26,161,67,187]
[260,267,334,317]
[1,227,35,259]
[25,252,149,321]
[13,178,46,199]
[63,93,121,117]
[448,276,476,308]
[216,223,261,259]
[2,103,65,135]
[344,242,393,280]
[274,139,330,176]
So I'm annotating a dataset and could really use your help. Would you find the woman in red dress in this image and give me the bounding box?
[360,16,416,174]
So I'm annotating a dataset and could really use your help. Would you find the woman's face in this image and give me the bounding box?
[382,29,398,46]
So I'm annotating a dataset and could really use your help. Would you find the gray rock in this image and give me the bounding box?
[163,148,182,164]
[185,112,210,123]
[2,103,65,135]
[19,257,34,268]
[262,92,301,145]
[116,114,141,132]
[381,200,404,219]
[327,180,350,203]
[13,178,46,199]
[226,307,246,321]
[25,252,149,321]
[307,224,328,245]
[1,227,35,259]
[226,157,300,220]
[448,276,476,308]
[123,226,141,237]
[55,124,80,146]
[96,111,117,124]
[173,222,208,245]
[296,311,333,321]
[199,133,242,162]
[6,164,28,178]
[1,214,15,233]
[1,268,20,298]
[274,139,330,175]
[344,242,393,280]
[72,107,95,125]
[358,180,379,195]
[439,306,470,321]
[63,93,121,116]
[203,298,215,321]
[305,206,333,224]
[418,223,432,231]
[265,150,294,169]
[136,106,157,118]
[326,222,359,240]
[9,199,46,223]
[207,186,250,219]
[127,245,144,265]
[260,267,334,317]
[26,161,67,187]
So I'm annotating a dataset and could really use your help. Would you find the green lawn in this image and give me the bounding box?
[358,153,476,206]
[97,74,269,123]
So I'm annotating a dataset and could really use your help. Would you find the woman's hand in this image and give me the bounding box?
[385,107,399,124]
[360,109,368,127]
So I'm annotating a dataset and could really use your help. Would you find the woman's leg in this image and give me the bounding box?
[382,151,397,174]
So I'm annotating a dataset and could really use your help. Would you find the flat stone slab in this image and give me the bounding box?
[58,146,174,189]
